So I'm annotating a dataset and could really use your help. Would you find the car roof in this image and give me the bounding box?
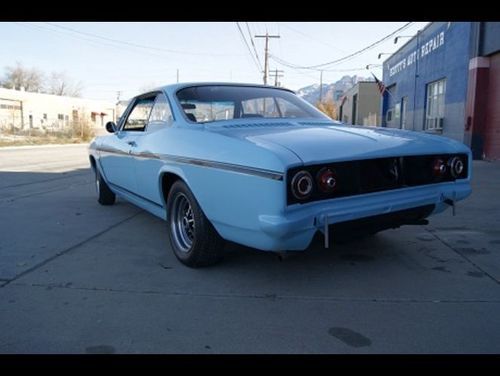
[155,82,296,95]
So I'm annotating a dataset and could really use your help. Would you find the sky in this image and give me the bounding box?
[0,22,429,102]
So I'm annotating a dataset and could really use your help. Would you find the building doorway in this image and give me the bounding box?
[351,94,358,125]
[400,96,408,129]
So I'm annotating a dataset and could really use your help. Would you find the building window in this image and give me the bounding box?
[425,79,446,130]
[43,113,47,120]
[57,114,64,120]
[387,109,393,122]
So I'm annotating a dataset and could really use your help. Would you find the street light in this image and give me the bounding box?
[366,64,382,70]
[394,35,414,44]
[378,53,391,60]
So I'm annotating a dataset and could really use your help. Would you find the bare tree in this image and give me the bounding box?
[45,72,83,97]
[1,62,44,92]
[1,63,83,97]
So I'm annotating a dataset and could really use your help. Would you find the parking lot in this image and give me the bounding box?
[0,143,499,353]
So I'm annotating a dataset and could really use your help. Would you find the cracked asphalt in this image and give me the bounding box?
[0,144,499,353]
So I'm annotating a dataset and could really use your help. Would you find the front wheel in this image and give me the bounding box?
[95,169,116,206]
[167,180,225,267]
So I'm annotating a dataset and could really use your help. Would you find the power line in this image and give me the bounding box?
[15,22,239,83]
[272,22,413,70]
[16,22,144,55]
[235,22,262,75]
[245,23,263,72]
[271,55,373,73]
[281,66,319,80]
[44,22,244,57]
[17,22,187,63]
[281,24,347,54]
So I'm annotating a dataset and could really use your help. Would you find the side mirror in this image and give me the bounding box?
[105,121,117,133]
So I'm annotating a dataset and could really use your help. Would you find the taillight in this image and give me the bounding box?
[448,156,465,178]
[316,168,337,193]
[290,170,313,200]
[432,158,447,177]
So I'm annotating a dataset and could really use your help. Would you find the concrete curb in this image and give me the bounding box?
[0,143,90,151]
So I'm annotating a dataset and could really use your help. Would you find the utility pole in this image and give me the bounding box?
[319,70,324,103]
[269,68,284,87]
[255,32,280,85]
[116,91,122,123]
[176,69,179,83]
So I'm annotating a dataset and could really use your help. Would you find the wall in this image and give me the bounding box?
[339,84,358,125]
[339,82,381,125]
[464,22,500,159]
[357,82,382,126]
[0,88,115,131]
[382,22,472,142]
[481,22,500,56]
[484,52,500,159]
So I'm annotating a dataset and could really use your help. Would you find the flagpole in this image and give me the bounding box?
[369,71,393,99]
[369,70,393,127]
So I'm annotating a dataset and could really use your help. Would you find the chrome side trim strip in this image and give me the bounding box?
[134,151,161,160]
[157,154,284,181]
[98,147,130,157]
[96,147,283,181]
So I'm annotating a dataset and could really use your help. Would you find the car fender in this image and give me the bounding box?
[157,164,191,209]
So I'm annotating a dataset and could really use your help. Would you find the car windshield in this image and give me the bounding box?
[176,85,329,123]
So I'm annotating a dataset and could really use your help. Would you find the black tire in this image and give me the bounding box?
[95,169,116,206]
[167,180,225,267]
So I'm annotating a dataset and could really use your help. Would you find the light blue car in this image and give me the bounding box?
[88,83,472,267]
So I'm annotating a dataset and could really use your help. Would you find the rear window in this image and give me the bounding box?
[176,85,328,123]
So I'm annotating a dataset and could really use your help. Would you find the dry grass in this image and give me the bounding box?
[0,120,96,147]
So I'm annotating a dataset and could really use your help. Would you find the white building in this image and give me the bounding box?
[0,87,116,131]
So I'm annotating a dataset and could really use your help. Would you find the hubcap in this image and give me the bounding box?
[170,193,195,253]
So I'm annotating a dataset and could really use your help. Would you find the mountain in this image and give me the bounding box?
[296,75,373,104]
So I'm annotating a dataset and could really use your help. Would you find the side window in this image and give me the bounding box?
[123,98,155,131]
[149,93,174,125]
[241,97,280,118]
[275,98,310,118]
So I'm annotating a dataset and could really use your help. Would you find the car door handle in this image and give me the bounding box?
[127,141,137,147]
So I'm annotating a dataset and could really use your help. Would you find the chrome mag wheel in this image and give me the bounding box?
[170,193,196,253]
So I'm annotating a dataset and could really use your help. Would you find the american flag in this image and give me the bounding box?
[371,72,386,95]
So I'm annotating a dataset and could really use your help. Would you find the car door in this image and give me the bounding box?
[99,96,156,194]
[133,92,175,205]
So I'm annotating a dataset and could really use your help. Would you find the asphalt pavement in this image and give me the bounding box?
[0,144,499,353]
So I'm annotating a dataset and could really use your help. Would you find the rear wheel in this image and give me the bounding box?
[95,169,116,205]
[167,180,225,267]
